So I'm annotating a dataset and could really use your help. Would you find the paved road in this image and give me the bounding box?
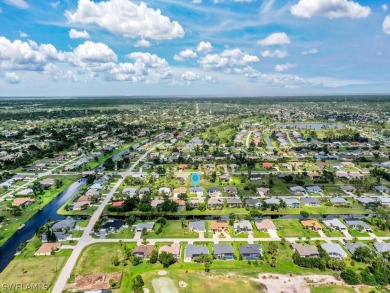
[0,157,80,201]
[265,134,274,151]
[245,131,253,148]
[286,132,296,147]
[52,143,162,293]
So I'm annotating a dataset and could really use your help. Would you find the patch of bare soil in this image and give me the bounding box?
[65,272,122,291]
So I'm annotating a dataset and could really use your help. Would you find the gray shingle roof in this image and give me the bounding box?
[213,244,234,255]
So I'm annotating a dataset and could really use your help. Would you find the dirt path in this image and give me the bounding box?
[254,274,345,293]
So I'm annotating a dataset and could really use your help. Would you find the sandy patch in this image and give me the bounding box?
[255,274,345,293]
[143,289,150,293]
[179,281,187,288]
[152,277,178,293]
[158,270,168,276]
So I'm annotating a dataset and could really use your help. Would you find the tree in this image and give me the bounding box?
[132,275,144,293]
[158,251,176,268]
[149,251,158,264]
[341,269,361,285]
[32,181,43,196]
[300,211,310,218]
[111,256,120,266]
[353,246,372,263]
[268,242,278,255]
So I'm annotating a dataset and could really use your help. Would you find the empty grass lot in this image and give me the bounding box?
[146,220,199,239]
[274,219,319,238]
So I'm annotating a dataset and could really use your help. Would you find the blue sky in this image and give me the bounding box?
[0,0,389,96]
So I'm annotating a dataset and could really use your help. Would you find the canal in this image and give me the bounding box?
[0,179,86,272]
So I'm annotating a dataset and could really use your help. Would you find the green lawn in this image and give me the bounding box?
[311,286,356,293]
[0,175,80,248]
[274,219,319,238]
[72,241,341,293]
[146,221,199,239]
[106,227,135,239]
[0,235,72,292]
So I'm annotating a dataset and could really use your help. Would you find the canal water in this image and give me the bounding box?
[0,179,86,272]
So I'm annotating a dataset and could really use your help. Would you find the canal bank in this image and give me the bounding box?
[0,179,86,272]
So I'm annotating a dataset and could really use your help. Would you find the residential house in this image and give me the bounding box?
[374,242,390,254]
[377,196,390,206]
[139,187,151,196]
[345,242,369,255]
[255,219,276,232]
[374,185,390,193]
[52,217,76,230]
[226,198,243,208]
[173,187,187,197]
[234,220,252,233]
[356,197,376,206]
[345,220,372,232]
[245,198,261,208]
[34,243,61,256]
[223,186,238,196]
[291,244,320,258]
[188,221,206,232]
[159,243,181,259]
[12,197,35,207]
[40,178,57,189]
[208,198,224,209]
[111,201,125,208]
[184,244,209,262]
[220,174,231,182]
[330,197,349,206]
[207,187,221,196]
[189,187,203,196]
[301,197,320,206]
[16,188,33,196]
[321,243,347,259]
[322,219,347,231]
[283,198,301,208]
[256,188,270,196]
[210,220,229,233]
[136,222,154,232]
[151,199,164,208]
[340,185,356,193]
[289,186,307,195]
[122,188,138,197]
[301,220,322,231]
[174,199,186,210]
[133,245,155,259]
[306,186,323,194]
[101,220,125,233]
[213,244,235,260]
[264,198,280,206]
[239,244,262,260]
[158,187,171,196]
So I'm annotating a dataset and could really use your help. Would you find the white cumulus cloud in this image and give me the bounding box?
[290,0,371,19]
[383,15,390,34]
[4,72,20,84]
[301,48,319,55]
[69,29,90,39]
[197,41,213,53]
[382,4,388,11]
[65,0,184,40]
[199,48,259,71]
[4,0,29,9]
[257,32,290,46]
[181,71,200,81]
[261,50,288,58]
[275,63,296,72]
[174,49,197,61]
[69,41,118,65]
[0,37,59,71]
[134,39,151,47]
